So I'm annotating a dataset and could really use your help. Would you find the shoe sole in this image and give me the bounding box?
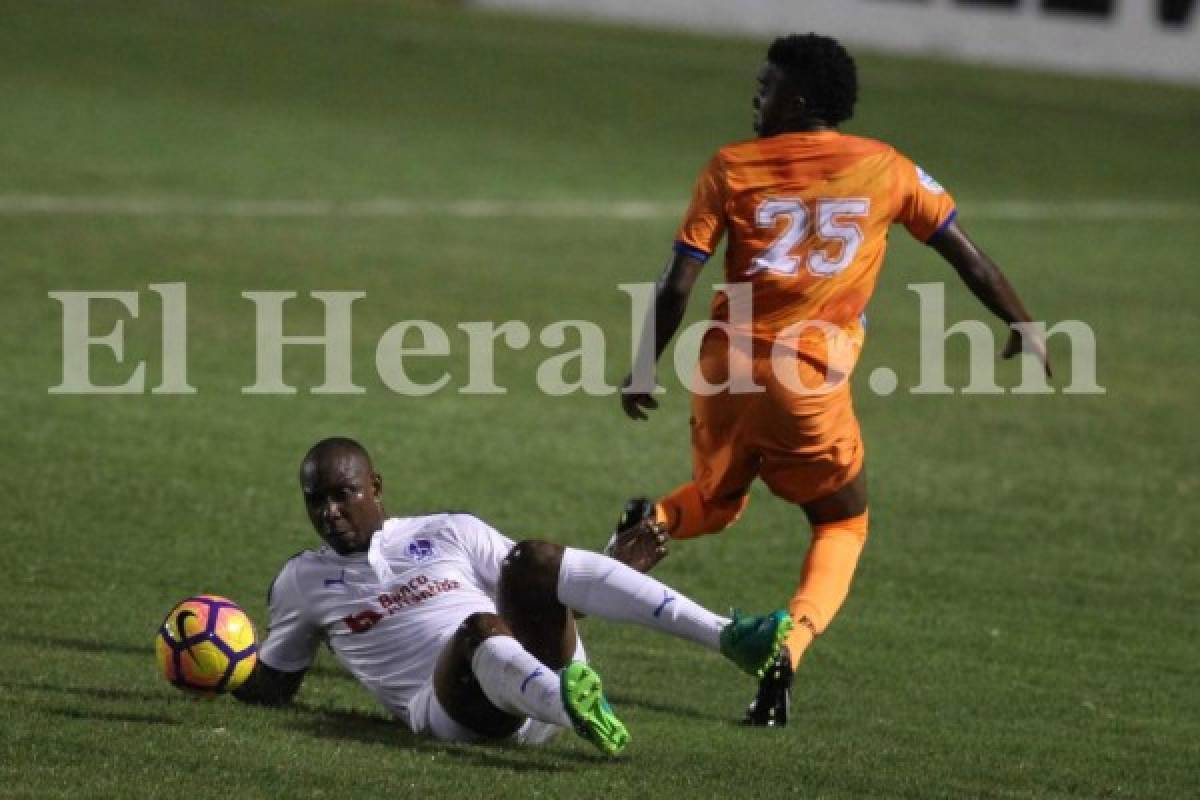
[561,663,629,756]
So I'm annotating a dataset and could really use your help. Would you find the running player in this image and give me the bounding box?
[234,437,791,754]
[613,34,1050,726]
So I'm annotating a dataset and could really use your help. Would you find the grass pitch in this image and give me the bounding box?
[2,2,1198,797]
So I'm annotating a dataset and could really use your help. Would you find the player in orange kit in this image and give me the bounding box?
[613,33,1051,726]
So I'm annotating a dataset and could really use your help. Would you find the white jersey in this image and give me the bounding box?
[258,513,515,729]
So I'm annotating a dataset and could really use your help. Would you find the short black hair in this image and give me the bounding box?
[767,34,858,126]
[303,436,372,467]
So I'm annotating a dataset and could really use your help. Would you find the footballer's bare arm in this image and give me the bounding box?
[620,251,707,420]
[930,219,1052,376]
[232,661,306,707]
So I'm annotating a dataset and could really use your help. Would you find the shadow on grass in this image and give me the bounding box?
[289,704,605,771]
[9,633,357,683]
[0,679,164,704]
[46,706,180,726]
[606,689,729,723]
[6,633,147,657]
[8,684,617,770]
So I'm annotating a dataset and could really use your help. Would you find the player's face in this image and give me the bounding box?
[300,452,385,555]
[753,62,797,137]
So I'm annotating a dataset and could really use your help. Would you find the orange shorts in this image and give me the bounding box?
[689,333,864,507]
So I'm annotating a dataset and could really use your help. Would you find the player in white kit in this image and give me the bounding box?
[234,437,792,755]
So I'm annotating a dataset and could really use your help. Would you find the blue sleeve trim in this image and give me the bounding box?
[925,208,958,244]
[673,241,711,263]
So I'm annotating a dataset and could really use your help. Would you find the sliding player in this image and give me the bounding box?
[234,437,790,754]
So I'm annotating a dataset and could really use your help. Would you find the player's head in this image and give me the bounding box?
[754,34,857,136]
[299,437,385,555]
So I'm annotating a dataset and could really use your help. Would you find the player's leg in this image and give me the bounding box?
[613,357,759,553]
[757,366,870,669]
[432,611,556,739]
[745,371,870,725]
[500,539,790,677]
[606,486,747,572]
[493,541,578,670]
[492,546,633,754]
[664,376,758,540]
[656,483,750,540]
[614,331,763,551]
[789,469,869,664]
[741,474,869,726]
[431,610,627,754]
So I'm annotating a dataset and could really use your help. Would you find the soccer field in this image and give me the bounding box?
[2,1,1198,797]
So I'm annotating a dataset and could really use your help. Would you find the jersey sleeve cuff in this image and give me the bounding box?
[925,208,958,244]
[673,241,711,263]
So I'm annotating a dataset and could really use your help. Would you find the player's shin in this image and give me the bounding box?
[557,547,728,649]
[471,636,573,729]
[784,511,869,667]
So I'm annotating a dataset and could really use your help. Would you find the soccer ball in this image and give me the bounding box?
[156,594,258,694]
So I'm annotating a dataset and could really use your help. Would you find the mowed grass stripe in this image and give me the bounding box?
[2,193,1199,221]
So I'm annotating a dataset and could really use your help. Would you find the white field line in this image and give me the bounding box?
[0,194,1197,221]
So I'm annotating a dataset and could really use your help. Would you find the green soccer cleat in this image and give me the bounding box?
[719,609,793,678]
[560,662,629,756]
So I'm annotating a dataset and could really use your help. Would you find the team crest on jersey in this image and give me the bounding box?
[916,165,945,194]
[406,538,435,562]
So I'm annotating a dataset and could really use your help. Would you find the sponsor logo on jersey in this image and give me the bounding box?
[341,574,464,632]
[377,573,461,614]
[406,538,435,562]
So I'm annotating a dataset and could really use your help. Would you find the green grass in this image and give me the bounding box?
[2,1,1198,797]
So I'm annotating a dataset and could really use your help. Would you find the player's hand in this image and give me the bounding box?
[1002,327,1052,377]
[619,373,659,420]
[606,519,669,573]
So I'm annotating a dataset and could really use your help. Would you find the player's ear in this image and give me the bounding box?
[372,472,383,501]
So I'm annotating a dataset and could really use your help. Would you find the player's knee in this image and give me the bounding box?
[454,611,509,652]
[501,539,564,587]
[812,510,869,544]
[701,494,749,533]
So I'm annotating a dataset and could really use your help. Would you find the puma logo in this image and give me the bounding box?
[520,668,544,693]
[654,591,675,618]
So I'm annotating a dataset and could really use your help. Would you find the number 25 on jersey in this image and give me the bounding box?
[748,197,870,278]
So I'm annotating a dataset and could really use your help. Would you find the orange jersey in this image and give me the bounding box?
[675,131,956,371]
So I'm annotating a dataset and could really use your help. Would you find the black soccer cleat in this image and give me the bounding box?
[604,497,667,573]
[741,648,793,727]
[613,497,656,538]
[604,497,655,557]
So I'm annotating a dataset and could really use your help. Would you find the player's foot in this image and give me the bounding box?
[719,609,793,678]
[560,662,629,756]
[741,648,794,727]
[603,496,667,573]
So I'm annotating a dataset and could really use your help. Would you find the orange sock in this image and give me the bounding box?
[655,482,748,540]
[784,510,869,669]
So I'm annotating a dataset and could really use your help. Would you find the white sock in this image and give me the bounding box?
[556,547,729,650]
[470,635,573,729]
